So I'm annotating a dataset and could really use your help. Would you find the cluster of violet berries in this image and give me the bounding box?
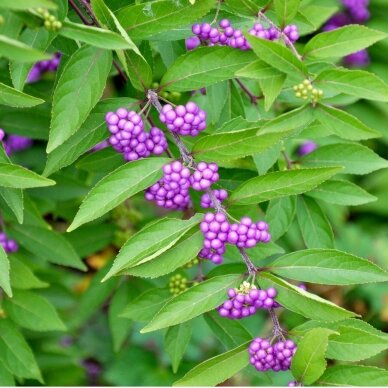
[145,160,192,210]
[249,337,297,372]
[186,18,299,51]
[199,214,271,264]
[0,232,18,253]
[159,102,207,137]
[105,108,168,161]
[218,282,278,319]
[200,189,228,208]
[27,52,61,83]
[323,0,370,67]
[0,129,33,155]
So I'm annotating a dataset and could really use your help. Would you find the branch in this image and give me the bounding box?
[147,89,257,275]
[258,11,303,60]
[236,79,262,105]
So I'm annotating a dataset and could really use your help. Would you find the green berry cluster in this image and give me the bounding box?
[293,79,323,103]
[37,8,62,31]
[238,280,257,294]
[169,274,188,296]
[184,257,199,269]
[152,82,181,103]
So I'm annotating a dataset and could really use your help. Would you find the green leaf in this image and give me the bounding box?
[253,143,281,175]
[204,311,252,349]
[236,60,284,80]
[10,257,48,290]
[319,365,388,386]
[192,126,293,162]
[0,82,44,108]
[69,266,118,329]
[59,20,136,49]
[291,328,337,385]
[10,224,86,271]
[266,196,296,241]
[68,157,170,231]
[246,35,308,79]
[260,105,314,134]
[302,143,388,175]
[3,289,66,331]
[0,361,14,386]
[258,272,356,321]
[315,104,380,140]
[0,319,42,381]
[225,0,268,16]
[91,0,152,90]
[48,45,112,152]
[10,27,56,91]
[0,35,51,62]
[121,288,172,322]
[104,215,202,280]
[115,0,214,40]
[229,167,342,205]
[274,0,300,25]
[306,179,377,206]
[165,322,192,373]
[108,282,133,352]
[270,249,388,285]
[297,196,334,248]
[124,231,203,278]
[303,25,386,59]
[0,0,56,9]
[325,326,388,362]
[161,47,256,92]
[173,341,250,386]
[76,147,122,173]
[260,73,286,111]
[43,97,135,176]
[0,163,55,188]
[0,246,11,297]
[141,274,242,333]
[316,68,388,102]
[0,187,24,223]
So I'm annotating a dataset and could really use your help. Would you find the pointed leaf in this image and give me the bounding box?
[270,249,388,285]
[68,157,170,231]
[274,0,300,25]
[0,35,51,62]
[0,246,11,297]
[173,341,250,386]
[48,45,112,152]
[266,196,296,241]
[0,163,54,188]
[0,82,44,108]
[291,328,337,384]
[229,167,342,205]
[161,46,256,91]
[165,322,192,373]
[141,274,242,333]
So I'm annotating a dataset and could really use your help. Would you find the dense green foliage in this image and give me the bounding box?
[0,0,387,386]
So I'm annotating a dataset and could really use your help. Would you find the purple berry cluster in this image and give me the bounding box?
[27,52,61,83]
[249,338,297,372]
[200,189,228,208]
[159,102,206,136]
[0,232,18,253]
[105,108,167,161]
[199,214,271,264]
[228,217,271,248]
[199,212,229,264]
[218,285,278,319]
[145,161,191,210]
[323,0,370,67]
[186,19,299,52]
[298,141,317,156]
[0,129,33,156]
[190,162,219,191]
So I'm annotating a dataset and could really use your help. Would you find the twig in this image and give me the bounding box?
[147,89,258,275]
[210,0,222,25]
[282,150,292,170]
[258,11,302,60]
[68,0,92,24]
[269,308,286,341]
[236,79,261,105]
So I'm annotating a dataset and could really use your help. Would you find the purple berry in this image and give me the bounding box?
[190,162,219,191]
[298,141,317,156]
[185,36,201,51]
